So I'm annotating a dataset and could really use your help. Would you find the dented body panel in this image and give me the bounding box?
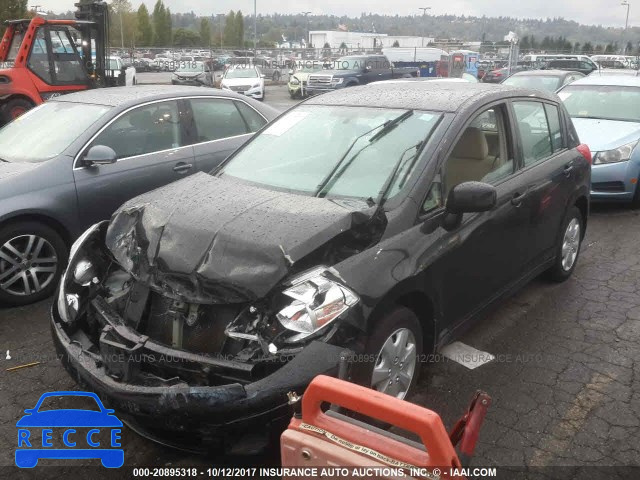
[52,82,590,452]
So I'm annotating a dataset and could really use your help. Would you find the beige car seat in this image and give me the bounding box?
[445,127,496,190]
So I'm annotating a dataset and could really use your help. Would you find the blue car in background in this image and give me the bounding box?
[558,75,640,207]
[15,391,123,468]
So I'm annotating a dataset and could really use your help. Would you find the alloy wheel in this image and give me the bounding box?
[561,218,580,271]
[371,328,417,399]
[0,235,58,297]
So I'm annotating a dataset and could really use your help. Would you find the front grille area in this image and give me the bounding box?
[229,85,249,92]
[592,181,625,192]
[308,75,332,86]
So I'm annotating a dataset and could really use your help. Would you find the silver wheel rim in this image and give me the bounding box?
[371,328,417,399]
[0,235,58,296]
[561,218,580,271]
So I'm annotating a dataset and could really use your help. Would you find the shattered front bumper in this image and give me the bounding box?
[50,297,349,453]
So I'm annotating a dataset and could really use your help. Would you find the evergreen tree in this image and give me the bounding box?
[137,3,153,46]
[164,7,172,46]
[223,10,236,47]
[152,0,166,46]
[199,17,210,47]
[234,11,244,47]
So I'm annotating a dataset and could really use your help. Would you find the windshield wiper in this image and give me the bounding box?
[369,110,414,143]
[375,141,423,206]
[314,110,414,198]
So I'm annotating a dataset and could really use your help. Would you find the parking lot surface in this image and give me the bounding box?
[1,203,639,475]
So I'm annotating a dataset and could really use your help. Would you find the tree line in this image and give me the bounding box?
[519,35,637,55]
[25,7,640,51]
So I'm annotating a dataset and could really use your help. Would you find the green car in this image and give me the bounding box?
[288,66,325,98]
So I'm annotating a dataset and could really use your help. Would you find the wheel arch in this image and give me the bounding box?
[367,282,438,355]
[0,213,72,248]
[574,194,588,238]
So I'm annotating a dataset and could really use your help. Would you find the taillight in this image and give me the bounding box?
[494,72,502,77]
[577,143,592,164]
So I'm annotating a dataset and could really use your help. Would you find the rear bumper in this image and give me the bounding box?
[590,159,640,202]
[50,299,348,453]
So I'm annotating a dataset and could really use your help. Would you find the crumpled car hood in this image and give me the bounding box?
[106,173,379,304]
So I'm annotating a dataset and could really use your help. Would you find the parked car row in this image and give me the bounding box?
[1,73,637,454]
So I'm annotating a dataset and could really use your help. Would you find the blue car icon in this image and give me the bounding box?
[16,391,123,468]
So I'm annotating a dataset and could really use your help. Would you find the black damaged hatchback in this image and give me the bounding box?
[52,82,591,452]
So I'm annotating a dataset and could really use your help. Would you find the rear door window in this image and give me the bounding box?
[544,104,564,152]
[234,101,267,132]
[513,101,553,167]
[188,98,250,143]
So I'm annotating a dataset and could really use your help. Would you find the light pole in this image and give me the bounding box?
[253,0,257,55]
[215,13,224,50]
[119,10,124,49]
[302,11,311,47]
[621,1,631,54]
[418,7,431,47]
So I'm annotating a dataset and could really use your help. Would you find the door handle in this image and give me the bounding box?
[511,191,527,207]
[563,163,574,177]
[173,162,193,174]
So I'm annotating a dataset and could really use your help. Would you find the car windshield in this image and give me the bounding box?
[335,57,366,70]
[503,75,562,92]
[0,102,111,163]
[559,85,640,122]
[225,67,258,78]
[108,59,119,70]
[220,105,441,200]
[177,62,204,72]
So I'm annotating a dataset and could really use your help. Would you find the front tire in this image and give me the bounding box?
[0,222,68,306]
[358,306,423,399]
[3,98,34,123]
[630,183,640,209]
[547,206,583,282]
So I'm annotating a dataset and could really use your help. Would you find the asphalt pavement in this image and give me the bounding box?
[1,76,639,477]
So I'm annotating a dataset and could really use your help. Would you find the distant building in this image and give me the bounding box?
[308,31,435,50]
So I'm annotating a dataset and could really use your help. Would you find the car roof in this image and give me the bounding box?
[566,74,640,87]
[53,85,258,108]
[305,82,558,113]
[510,69,573,77]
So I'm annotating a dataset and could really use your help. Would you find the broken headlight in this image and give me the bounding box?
[276,267,358,342]
[57,221,110,324]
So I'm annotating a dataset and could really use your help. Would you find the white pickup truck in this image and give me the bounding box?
[106,56,136,86]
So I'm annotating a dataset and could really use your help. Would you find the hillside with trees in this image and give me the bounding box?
[39,6,640,53]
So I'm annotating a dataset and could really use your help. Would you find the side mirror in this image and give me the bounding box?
[260,73,266,78]
[288,69,294,75]
[83,145,117,166]
[446,181,497,214]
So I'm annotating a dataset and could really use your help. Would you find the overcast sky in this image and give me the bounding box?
[47,1,634,28]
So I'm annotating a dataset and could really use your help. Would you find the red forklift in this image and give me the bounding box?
[0,1,124,124]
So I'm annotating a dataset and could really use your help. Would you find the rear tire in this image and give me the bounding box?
[0,221,68,306]
[3,98,34,123]
[547,206,583,282]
